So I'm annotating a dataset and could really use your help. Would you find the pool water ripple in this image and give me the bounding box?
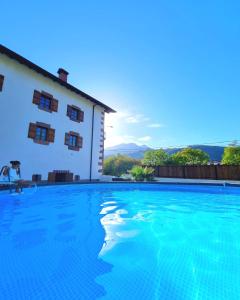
[0,184,240,299]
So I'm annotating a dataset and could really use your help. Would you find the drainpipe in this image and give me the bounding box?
[89,105,96,181]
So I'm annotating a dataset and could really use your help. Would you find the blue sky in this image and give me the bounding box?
[1,0,240,148]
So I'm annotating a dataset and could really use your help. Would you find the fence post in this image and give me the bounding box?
[183,166,186,178]
[214,165,218,180]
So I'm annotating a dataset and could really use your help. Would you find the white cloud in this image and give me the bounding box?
[104,135,137,147]
[148,123,165,128]
[137,136,152,142]
[105,110,152,128]
[104,109,154,147]
[125,114,150,124]
[125,116,139,123]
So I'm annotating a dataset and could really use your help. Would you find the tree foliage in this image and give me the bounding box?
[103,155,140,176]
[142,149,170,166]
[130,166,154,181]
[221,146,240,165]
[171,148,210,165]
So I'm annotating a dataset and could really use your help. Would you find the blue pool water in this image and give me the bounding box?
[0,183,240,300]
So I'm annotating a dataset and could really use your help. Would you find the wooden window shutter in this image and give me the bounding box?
[67,105,72,117]
[0,75,4,92]
[32,90,41,105]
[51,98,58,112]
[41,91,53,99]
[28,123,37,139]
[78,110,84,122]
[65,133,70,145]
[48,128,55,143]
[77,136,83,148]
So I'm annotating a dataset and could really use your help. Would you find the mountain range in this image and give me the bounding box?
[105,143,225,162]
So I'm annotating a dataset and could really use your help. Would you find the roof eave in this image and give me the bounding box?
[0,44,116,113]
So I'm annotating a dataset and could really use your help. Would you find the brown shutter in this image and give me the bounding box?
[41,91,53,99]
[65,133,70,145]
[28,123,37,139]
[0,75,4,92]
[48,128,55,143]
[32,90,41,105]
[67,105,72,117]
[77,136,83,148]
[78,110,84,122]
[51,98,58,112]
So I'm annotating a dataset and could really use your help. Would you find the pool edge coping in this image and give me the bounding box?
[1,180,240,190]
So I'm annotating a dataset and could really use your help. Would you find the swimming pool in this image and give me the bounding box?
[0,183,240,300]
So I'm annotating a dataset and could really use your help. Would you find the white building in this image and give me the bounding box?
[0,45,115,181]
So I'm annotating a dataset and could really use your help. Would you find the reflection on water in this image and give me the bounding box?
[97,186,240,300]
[0,184,240,300]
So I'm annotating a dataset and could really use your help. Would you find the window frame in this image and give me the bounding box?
[32,90,58,113]
[35,126,48,142]
[28,122,55,145]
[69,134,78,147]
[70,107,79,122]
[39,95,51,111]
[65,131,83,151]
[67,105,84,123]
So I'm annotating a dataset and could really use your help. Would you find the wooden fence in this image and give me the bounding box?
[152,165,240,180]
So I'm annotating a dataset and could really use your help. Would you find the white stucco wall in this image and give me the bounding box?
[0,54,105,180]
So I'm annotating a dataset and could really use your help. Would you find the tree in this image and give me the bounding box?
[103,155,140,176]
[130,166,154,181]
[142,149,170,166]
[171,148,210,165]
[221,146,240,165]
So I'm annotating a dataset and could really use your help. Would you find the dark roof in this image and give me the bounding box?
[0,44,115,113]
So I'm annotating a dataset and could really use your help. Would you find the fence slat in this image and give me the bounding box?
[153,165,240,180]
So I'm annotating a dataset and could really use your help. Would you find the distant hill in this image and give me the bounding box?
[104,143,151,159]
[105,143,225,162]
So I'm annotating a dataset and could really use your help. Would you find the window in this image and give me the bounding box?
[65,131,83,151]
[69,134,78,147]
[35,126,48,142]
[32,90,58,113]
[28,122,55,145]
[39,95,51,110]
[70,107,79,121]
[67,105,84,122]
